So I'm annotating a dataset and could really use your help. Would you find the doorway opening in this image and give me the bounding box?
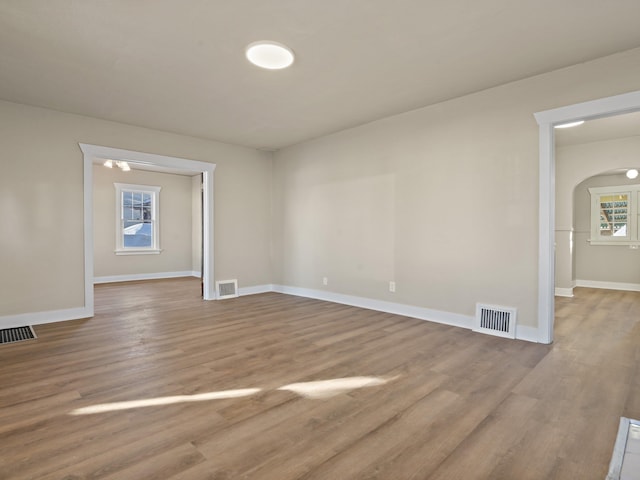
[535,90,640,344]
[555,112,640,298]
[81,144,216,317]
[571,171,640,291]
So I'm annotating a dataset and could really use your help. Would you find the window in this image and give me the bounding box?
[114,183,161,254]
[589,184,640,246]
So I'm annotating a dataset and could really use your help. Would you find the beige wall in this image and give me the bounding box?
[573,173,640,284]
[273,48,640,328]
[3,46,640,329]
[93,165,196,277]
[556,136,640,290]
[0,100,272,316]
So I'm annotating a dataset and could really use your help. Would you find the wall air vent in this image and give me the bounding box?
[474,304,517,339]
[216,279,238,299]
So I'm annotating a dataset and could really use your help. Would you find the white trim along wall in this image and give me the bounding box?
[555,287,575,298]
[94,272,200,284]
[273,285,539,343]
[575,280,640,292]
[0,279,540,342]
[556,281,640,297]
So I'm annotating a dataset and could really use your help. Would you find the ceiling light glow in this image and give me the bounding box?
[246,41,294,70]
[554,120,585,129]
[627,169,639,179]
[103,159,131,171]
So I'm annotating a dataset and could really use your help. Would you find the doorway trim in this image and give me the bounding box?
[534,90,640,344]
[80,143,217,316]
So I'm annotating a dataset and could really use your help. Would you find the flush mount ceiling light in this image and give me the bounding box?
[245,41,294,70]
[626,169,639,179]
[104,159,131,171]
[554,120,585,129]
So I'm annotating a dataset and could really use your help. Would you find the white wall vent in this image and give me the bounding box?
[474,304,517,339]
[216,279,238,299]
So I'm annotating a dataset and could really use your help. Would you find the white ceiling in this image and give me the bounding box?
[2,1,640,150]
[555,110,640,147]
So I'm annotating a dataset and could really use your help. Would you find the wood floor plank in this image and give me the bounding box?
[296,387,460,480]
[232,368,449,479]
[1,279,639,479]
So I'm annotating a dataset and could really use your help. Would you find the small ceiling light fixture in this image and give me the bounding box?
[245,41,294,70]
[104,159,131,171]
[626,169,639,179]
[554,120,585,129]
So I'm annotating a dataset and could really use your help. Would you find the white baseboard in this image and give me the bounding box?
[1,282,540,344]
[273,284,474,330]
[555,287,574,297]
[575,280,640,292]
[0,281,270,330]
[515,325,540,343]
[0,306,92,330]
[271,285,539,343]
[238,284,274,296]
[94,271,196,284]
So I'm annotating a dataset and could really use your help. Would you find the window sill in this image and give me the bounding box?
[115,249,162,256]
[588,240,638,246]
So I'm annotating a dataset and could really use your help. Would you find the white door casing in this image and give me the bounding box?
[80,143,217,315]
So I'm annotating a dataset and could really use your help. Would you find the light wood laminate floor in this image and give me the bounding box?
[1,279,639,479]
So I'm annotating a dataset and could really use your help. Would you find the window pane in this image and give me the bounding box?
[135,193,143,220]
[123,190,152,246]
[599,194,628,237]
[117,185,159,251]
[613,223,627,237]
[123,191,133,207]
[123,220,153,247]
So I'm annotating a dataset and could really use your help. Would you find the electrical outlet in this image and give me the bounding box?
[389,281,396,293]
[322,277,328,286]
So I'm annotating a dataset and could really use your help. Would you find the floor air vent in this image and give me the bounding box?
[0,326,36,345]
[216,279,238,299]
[474,304,517,339]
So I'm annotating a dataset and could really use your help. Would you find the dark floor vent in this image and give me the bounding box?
[0,326,36,345]
[474,304,517,339]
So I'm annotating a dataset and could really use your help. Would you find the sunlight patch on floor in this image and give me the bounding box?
[69,374,397,415]
[278,376,397,399]
[69,388,262,415]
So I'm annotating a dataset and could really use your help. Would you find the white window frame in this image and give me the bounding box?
[589,184,639,246]
[114,183,162,255]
